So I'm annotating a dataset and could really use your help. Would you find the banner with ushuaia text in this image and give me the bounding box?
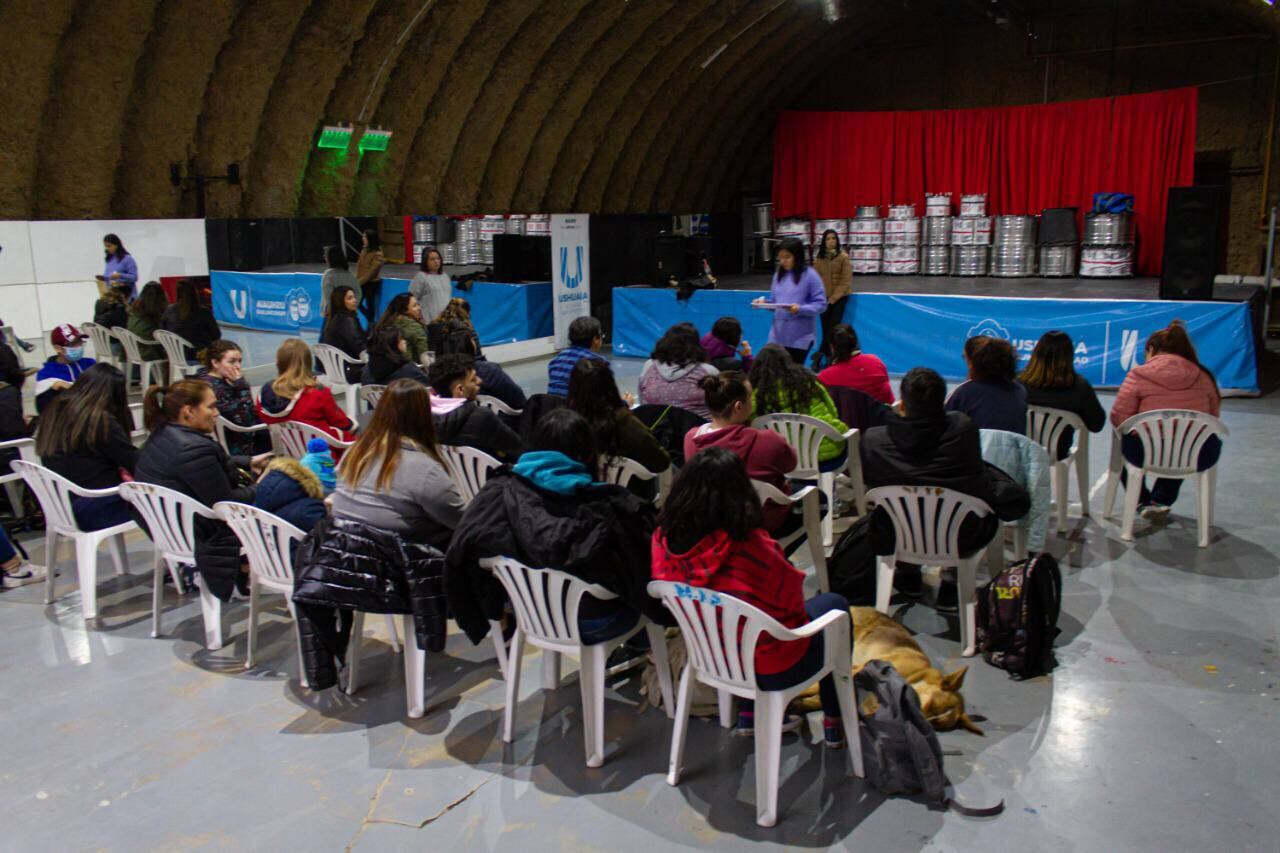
[551,214,591,348]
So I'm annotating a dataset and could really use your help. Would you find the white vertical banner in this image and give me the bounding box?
[551,213,591,348]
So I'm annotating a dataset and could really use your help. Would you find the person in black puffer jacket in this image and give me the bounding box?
[360,325,430,388]
[254,457,327,534]
[427,353,523,463]
[134,379,264,600]
[318,286,366,383]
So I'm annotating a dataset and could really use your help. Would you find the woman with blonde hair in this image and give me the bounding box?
[255,339,355,442]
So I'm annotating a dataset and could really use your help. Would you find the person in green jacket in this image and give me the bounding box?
[750,343,850,464]
[375,292,430,366]
[127,281,168,361]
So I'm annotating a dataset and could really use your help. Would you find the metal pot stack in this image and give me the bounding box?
[883,204,921,274]
[751,203,774,269]
[848,206,883,274]
[1080,212,1135,278]
[1037,207,1079,277]
[411,217,436,267]
[992,215,1038,277]
[922,193,952,275]
[950,195,991,276]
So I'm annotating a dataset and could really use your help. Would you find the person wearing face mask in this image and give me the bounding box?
[195,339,268,456]
[35,324,98,414]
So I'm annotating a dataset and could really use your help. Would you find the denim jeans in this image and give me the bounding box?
[0,526,17,564]
[577,601,641,645]
[72,495,133,531]
[740,591,850,719]
[1121,433,1222,506]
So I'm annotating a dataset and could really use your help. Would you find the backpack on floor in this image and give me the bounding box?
[977,552,1063,680]
[856,661,1004,816]
[828,514,877,605]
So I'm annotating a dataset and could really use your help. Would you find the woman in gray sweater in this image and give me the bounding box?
[321,245,361,317]
[409,246,451,324]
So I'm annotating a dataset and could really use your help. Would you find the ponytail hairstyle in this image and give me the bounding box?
[1146,320,1219,396]
[698,371,751,418]
[142,379,212,432]
[828,324,861,364]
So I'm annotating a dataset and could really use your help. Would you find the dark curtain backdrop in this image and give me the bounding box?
[772,88,1198,275]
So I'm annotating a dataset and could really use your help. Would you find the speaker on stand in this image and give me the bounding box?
[1160,186,1224,301]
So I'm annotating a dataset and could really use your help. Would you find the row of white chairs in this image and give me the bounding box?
[82,322,197,389]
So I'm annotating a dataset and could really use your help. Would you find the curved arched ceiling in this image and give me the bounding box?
[1,0,1273,219]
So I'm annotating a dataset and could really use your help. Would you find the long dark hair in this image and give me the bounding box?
[650,322,706,368]
[130,281,167,325]
[964,336,1016,384]
[340,379,441,490]
[362,229,380,251]
[567,358,627,460]
[749,343,818,414]
[829,323,860,363]
[530,409,599,480]
[175,279,200,322]
[419,246,443,273]
[36,364,133,456]
[103,233,128,261]
[657,447,764,554]
[366,325,408,379]
[323,245,348,271]
[327,285,356,318]
[375,292,414,331]
[1019,331,1077,390]
[776,236,809,283]
[818,228,842,260]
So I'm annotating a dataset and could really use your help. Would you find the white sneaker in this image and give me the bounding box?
[3,563,46,589]
[1140,504,1172,522]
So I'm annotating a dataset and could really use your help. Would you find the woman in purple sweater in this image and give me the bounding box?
[753,236,827,364]
[98,233,138,300]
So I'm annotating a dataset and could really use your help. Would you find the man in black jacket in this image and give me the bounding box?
[428,354,524,463]
[861,367,1030,610]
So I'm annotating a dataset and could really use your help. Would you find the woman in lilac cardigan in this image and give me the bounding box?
[753,236,827,365]
[638,323,719,420]
[99,233,138,300]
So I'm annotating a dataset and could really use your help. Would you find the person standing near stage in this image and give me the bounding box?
[320,245,360,317]
[97,234,138,300]
[811,229,852,370]
[752,236,827,365]
[410,247,452,325]
[355,229,385,327]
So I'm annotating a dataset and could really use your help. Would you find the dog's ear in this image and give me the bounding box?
[941,666,968,692]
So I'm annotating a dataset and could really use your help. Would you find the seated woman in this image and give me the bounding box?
[37,364,137,531]
[127,282,168,362]
[135,379,265,599]
[319,285,366,382]
[92,289,128,359]
[638,323,720,419]
[701,316,754,373]
[567,358,669,497]
[434,303,525,412]
[161,279,221,360]
[1111,321,1222,517]
[946,336,1027,434]
[817,324,894,405]
[361,326,430,387]
[651,447,851,744]
[445,409,670,646]
[374,293,429,366]
[256,339,356,443]
[195,340,268,456]
[1019,330,1106,460]
[750,343,849,467]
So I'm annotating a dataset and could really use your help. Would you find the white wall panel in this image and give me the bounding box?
[27,219,208,285]
[36,280,102,338]
[0,222,36,286]
[0,284,45,340]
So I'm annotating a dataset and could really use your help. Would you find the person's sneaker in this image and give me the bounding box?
[935,579,958,614]
[733,710,805,737]
[823,716,847,749]
[2,562,46,589]
[1140,503,1172,522]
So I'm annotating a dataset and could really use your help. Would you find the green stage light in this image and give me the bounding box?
[317,125,353,150]
[359,128,393,153]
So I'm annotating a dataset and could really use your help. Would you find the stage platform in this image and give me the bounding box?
[612,274,1261,393]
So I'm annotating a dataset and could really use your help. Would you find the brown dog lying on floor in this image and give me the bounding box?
[793,607,983,734]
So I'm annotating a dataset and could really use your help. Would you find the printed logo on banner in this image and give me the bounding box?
[1120,329,1143,371]
[966,316,1089,366]
[286,288,312,325]
[967,318,1010,340]
[559,245,585,290]
[230,290,249,320]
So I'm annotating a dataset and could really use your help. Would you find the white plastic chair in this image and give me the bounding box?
[482,557,674,768]
[1026,406,1091,532]
[112,326,168,393]
[81,322,121,369]
[359,384,386,410]
[866,485,993,657]
[1111,410,1229,548]
[13,461,135,622]
[343,609,422,715]
[118,481,226,649]
[154,330,200,383]
[439,444,501,505]
[647,580,863,827]
[0,437,37,519]
[213,416,269,455]
[269,421,355,459]
[214,502,310,685]
[313,344,364,420]
[752,480,828,592]
[752,413,865,547]
[476,394,523,417]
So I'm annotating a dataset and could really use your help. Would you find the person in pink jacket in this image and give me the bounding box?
[1111,322,1222,517]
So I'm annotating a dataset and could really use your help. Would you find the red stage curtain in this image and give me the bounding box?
[772,89,1197,275]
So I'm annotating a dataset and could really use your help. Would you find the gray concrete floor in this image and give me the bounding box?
[1,344,1277,852]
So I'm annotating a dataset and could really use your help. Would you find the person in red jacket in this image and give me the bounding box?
[652,447,850,745]
[683,371,799,535]
[1111,321,1223,518]
[256,339,356,445]
[817,324,894,405]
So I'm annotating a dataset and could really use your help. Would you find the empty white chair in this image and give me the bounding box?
[359,384,386,410]
[1101,427,1124,520]
[313,344,364,420]
[118,481,225,649]
[647,580,863,827]
[0,437,38,519]
[476,394,523,417]
[751,480,828,592]
[112,326,168,393]
[1026,405,1091,532]
[1112,409,1229,548]
[866,485,993,657]
[81,322,121,369]
[752,413,865,547]
[153,330,200,383]
[13,460,135,622]
[439,445,501,505]
[483,557,674,768]
[213,416,269,455]
[269,421,355,459]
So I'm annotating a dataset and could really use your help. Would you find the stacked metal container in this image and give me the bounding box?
[454,218,483,265]
[922,193,952,275]
[505,214,527,235]
[813,218,851,256]
[848,206,883,273]
[526,214,551,237]
[752,203,774,268]
[950,195,992,276]
[775,218,811,258]
[1080,212,1135,277]
[992,215,1038,277]
[411,217,436,267]
[883,204,920,274]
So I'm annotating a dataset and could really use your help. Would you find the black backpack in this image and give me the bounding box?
[977,552,1063,679]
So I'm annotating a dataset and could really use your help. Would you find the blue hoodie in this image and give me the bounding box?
[511,451,595,496]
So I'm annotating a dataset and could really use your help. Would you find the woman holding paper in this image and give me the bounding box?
[753,236,827,365]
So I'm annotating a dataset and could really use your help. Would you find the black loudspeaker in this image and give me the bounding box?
[224,219,263,271]
[1039,208,1079,244]
[651,236,689,283]
[1160,186,1223,301]
[492,235,553,281]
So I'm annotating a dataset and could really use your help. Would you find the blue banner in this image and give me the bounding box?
[612,288,1259,392]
